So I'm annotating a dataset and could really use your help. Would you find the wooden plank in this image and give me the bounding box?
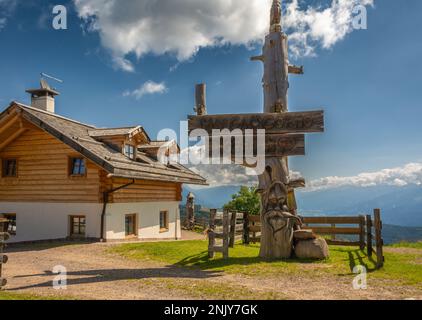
[326,240,361,246]
[302,227,361,235]
[188,111,324,134]
[229,211,236,248]
[207,134,305,159]
[222,211,229,259]
[374,209,384,268]
[359,215,366,250]
[249,225,261,233]
[248,215,261,223]
[208,209,217,258]
[243,212,250,244]
[302,216,361,224]
[366,215,373,258]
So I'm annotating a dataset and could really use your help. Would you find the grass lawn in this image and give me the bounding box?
[110,240,422,287]
[0,291,74,300]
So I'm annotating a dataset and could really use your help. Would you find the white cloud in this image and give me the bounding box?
[186,157,422,192]
[112,56,135,73]
[284,0,374,57]
[73,0,374,71]
[123,81,168,99]
[307,163,422,191]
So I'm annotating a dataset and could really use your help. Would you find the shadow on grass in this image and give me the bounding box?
[331,248,378,276]
[10,266,223,291]
[174,248,323,271]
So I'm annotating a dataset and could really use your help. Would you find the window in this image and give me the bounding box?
[2,159,17,177]
[124,144,135,160]
[1,214,16,235]
[70,216,86,237]
[70,158,86,176]
[125,214,137,237]
[159,211,169,232]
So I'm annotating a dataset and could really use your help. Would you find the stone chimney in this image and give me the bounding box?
[26,79,59,113]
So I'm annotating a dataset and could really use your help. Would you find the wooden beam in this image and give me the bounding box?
[302,226,361,235]
[207,134,305,159]
[0,127,27,151]
[188,111,324,134]
[0,114,21,136]
[288,65,304,75]
[302,216,362,224]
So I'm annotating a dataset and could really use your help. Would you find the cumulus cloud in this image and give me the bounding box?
[123,81,168,99]
[284,0,374,57]
[73,0,374,71]
[185,154,422,192]
[307,163,422,191]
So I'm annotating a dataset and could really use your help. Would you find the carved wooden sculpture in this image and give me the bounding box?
[252,0,303,258]
[187,0,324,259]
[184,192,195,230]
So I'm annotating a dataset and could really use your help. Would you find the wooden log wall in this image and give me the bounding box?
[0,124,103,203]
[110,178,182,203]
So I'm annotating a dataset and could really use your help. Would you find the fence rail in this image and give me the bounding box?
[243,209,385,268]
[183,208,385,268]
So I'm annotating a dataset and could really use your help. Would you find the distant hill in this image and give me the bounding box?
[182,184,422,244]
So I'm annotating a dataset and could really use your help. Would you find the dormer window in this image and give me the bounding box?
[70,158,86,176]
[124,144,136,160]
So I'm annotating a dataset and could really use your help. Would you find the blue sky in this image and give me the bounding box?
[0,0,421,187]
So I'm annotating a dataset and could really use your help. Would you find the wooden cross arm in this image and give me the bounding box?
[288,178,306,189]
[289,65,304,75]
[251,55,265,62]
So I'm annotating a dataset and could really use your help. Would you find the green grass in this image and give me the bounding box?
[389,241,422,249]
[110,240,422,287]
[0,290,75,300]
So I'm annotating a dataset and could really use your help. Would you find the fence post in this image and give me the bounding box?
[222,210,229,259]
[229,211,236,248]
[243,212,250,244]
[208,209,217,259]
[359,215,366,250]
[374,209,384,268]
[366,215,373,257]
[331,223,336,241]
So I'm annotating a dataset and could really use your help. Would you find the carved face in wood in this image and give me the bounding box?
[262,181,301,236]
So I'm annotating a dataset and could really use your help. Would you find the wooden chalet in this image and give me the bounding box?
[0,81,206,243]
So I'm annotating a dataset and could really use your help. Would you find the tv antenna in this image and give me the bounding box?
[40,72,63,84]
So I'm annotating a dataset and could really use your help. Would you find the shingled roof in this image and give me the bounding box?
[2,102,207,185]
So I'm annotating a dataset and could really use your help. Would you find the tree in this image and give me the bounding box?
[224,186,260,215]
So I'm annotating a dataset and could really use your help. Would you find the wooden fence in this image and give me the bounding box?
[243,209,385,268]
[208,210,244,259]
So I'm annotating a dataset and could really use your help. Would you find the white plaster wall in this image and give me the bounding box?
[0,202,102,243]
[105,202,181,240]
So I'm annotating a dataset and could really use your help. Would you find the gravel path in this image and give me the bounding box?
[2,239,421,300]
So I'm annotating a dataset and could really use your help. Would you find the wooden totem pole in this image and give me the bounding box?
[188,0,324,259]
[252,0,301,258]
[184,192,196,230]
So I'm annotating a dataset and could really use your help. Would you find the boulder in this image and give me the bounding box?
[294,238,329,259]
[294,229,317,240]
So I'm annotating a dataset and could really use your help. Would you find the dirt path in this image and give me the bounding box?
[3,242,421,300]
